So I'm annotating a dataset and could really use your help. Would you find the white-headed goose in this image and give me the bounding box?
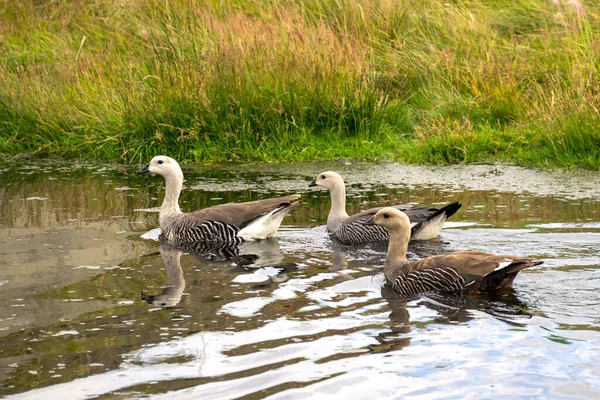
[309,171,461,245]
[138,156,301,244]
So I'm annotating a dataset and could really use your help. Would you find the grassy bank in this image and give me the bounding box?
[1,0,599,168]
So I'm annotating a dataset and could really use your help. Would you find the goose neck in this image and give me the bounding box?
[160,175,183,217]
[384,228,410,274]
[326,184,349,231]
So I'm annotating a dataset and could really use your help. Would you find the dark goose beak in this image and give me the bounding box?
[361,216,375,226]
[138,163,150,175]
[308,179,317,187]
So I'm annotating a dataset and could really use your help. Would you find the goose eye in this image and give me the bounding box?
[320,175,326,180]
[383,213,390,219]
[158,160,164,165]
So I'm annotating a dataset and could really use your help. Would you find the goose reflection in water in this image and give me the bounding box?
[143,234,298,308]
[318,247,533,354]
[371,284,533,354]
[142,238,187,308]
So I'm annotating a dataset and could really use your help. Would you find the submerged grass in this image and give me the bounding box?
[0,0,598,168]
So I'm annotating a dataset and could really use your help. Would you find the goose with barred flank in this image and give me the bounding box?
[309,171,461,245]
[364,207,542,295]
[138,156,301,244]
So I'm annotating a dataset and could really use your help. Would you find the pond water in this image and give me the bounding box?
[1,159,599,399]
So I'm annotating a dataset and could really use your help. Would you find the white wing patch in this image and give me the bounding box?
[493,259,514,272]
[238,206,289,241]
[410,213,446,240]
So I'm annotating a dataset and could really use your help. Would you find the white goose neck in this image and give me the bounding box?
[326,183,349,231]
[160,173,183,220]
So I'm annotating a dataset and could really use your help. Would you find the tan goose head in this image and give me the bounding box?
[309,171,345,191]
[364,207,412,263]
[138,156,184,183]
[365,207,411,234]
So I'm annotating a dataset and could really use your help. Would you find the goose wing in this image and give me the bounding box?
[410,202,462,240]
[345,204,438,225]
[406,251,541,290]
[188,194,301,228]
[413,251,512,274]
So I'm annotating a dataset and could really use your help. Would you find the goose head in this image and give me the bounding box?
[363,207,411,232]
[138,156,184,182]
[309,171,345,191]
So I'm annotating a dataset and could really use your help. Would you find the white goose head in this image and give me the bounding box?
[138,156,184,183]
[309,171,345,191]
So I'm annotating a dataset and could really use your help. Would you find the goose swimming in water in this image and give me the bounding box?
[138,156,301,244]
[364,207,543,295]
[309,171,461,245]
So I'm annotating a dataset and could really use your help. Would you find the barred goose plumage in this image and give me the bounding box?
[364,207,542,295]
[309,171,461,245]
[138,156,301,244]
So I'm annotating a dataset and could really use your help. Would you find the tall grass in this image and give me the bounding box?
[0,0,598,168]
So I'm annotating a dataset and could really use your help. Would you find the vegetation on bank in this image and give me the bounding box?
[0,0,599,168]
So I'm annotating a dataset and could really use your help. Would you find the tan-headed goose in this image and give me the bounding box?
[138,156,301,244]
[364,207,542,295]
[309,171,461,245]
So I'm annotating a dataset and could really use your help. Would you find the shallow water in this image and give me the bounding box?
[0,159,599,399]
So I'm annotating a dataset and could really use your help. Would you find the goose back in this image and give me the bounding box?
[333,202,461,245]
[344,204,438,225]
[162,195,301,244]
[188,195,301,227]
[385,251,542,296]
[333,205,435,245]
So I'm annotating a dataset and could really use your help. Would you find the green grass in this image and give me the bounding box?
[0,0,599,168]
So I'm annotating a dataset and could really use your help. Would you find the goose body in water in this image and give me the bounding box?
[138,156,301,244]
[309,171,461,245]
[364,207,542,295]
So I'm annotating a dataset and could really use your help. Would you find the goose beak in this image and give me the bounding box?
[138,163,150,175]
[308,179,317,187]
[361,216,375,226]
